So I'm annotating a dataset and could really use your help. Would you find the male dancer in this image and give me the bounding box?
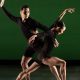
[0,0,59,80]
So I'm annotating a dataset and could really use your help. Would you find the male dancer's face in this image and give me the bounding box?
[20,8,30,21]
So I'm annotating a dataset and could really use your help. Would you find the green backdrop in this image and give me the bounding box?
[0,0,80,60]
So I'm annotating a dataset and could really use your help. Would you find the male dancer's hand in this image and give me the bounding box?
[0,0,5,7]
[28,35,37,44]
[54,39,59,48]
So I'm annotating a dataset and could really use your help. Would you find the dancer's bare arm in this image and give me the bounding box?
[58,8,75,21]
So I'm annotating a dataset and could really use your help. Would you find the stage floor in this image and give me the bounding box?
[0,65,80,80]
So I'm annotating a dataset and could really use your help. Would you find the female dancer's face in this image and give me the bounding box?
[56,26,66,35]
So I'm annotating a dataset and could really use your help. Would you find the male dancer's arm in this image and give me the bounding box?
[30,18,49,32]
[0,0,18,23]
[2,7,18,23]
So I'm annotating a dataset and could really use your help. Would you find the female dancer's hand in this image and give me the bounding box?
[65,8,75,13]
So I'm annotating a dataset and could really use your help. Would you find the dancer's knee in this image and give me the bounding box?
[60,60,66,68]
[21,56,30,68]
[21,60,27,69]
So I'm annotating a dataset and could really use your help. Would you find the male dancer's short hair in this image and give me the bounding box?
[21,5,29,10]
